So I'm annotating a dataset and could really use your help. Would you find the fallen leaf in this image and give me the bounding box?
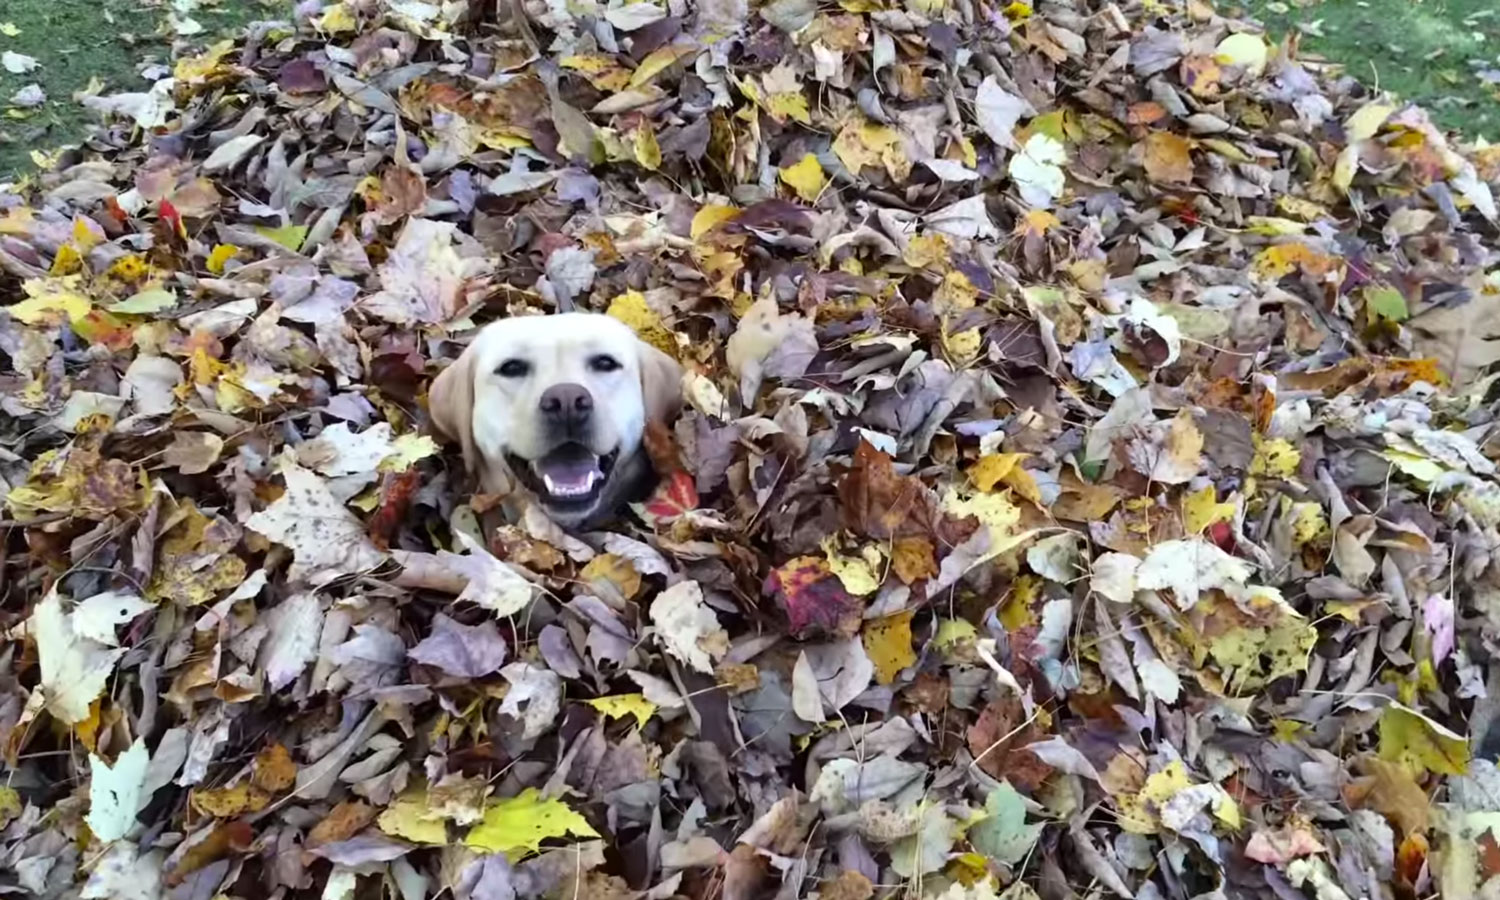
[245,462,386,585]
[779,154,827,202]
[408,613,509,677]
[465,788,598,857]
[585,694,658,724]
[1142,131,1194,184]
[650,581,729,674]
[862,611,916,685]
[87,739,150,842]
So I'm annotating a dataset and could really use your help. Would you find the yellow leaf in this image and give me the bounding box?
[833,118,906,179]
[72,216,103,252]
[586,693,658,724]
[1250,436,1301,478]
[1277,196,1328,221]
[108,288,177,315]
[1015,208,1061,239]
[7,291,91,325]
[106,254,148,283]
[943,489,1037,560]
[0,786,20,828]
[255,224,308,251]
[50,244,84,277]
[465,788,598,858]
[316,3,358,34]
[191,783,272,818]
[630,44,693,88]
[1000,575,1041,630]
[970,453,1044,505]
[890,537,937,584]
[379,434,441,473]
[379,789,449,844]
[631,123,662,170]
[1286,501,1328,546]
[606,290,676,356]
[1250,242,1329,281]
[903,233,952,270]
[1346,102,1396,142]
[932,618,977,660]
[1381,450,1445,483]
[1244,216,1308,236]
[561,54,631,92]
[1378,703,1470,776]
[206,244,240,275]
[1213,32,1268,75]
[943,327,982,364]
[252,743,297,793]
[863,611,916,685]
[580,552,643,600]
[1181,485,1234,534]
[779,154,826,203]
[822,538,882,595]
[970,453,1027,491]
[1141,760,1192,805]
[1332,144,1359,192]
[690,204,740,240]
[0,23,20,37]
[764,91,811,125]
[174,40,235,82]
[1212,794,1242,830]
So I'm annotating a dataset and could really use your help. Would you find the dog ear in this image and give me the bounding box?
[637,341,683,424]
[427,345,479,475]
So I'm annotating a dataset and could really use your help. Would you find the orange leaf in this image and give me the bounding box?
[1142,132,1194,184]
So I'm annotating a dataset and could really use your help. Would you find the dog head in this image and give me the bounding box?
[428,312,682,527]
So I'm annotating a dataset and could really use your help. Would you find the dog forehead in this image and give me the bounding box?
[473,313,637,361]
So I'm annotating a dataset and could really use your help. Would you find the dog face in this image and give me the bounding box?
[428,313,682,527]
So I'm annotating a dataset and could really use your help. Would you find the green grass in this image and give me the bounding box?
[2,0,1498,178]
[1236,0,1500,137]
[0,1,281,179]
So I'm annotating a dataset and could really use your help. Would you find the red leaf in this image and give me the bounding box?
[159,198,185,238]
[368,469,421,550]
[764,555,864,638]
[637,469,698,526]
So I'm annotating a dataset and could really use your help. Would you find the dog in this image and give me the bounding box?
[427,312,683,528]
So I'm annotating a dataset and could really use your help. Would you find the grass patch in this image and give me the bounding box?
[0,0,282,179]
[1235,0,1500,136]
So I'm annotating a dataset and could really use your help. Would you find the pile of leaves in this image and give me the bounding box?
[4,0,1500,898]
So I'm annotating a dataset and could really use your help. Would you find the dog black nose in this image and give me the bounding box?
[539,383,593,429]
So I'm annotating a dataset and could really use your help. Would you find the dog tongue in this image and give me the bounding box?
[533,446,603,498]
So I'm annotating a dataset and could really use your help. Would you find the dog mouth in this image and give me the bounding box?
[508,443,619,506]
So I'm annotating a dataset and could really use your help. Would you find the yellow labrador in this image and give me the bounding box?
[428,313,682,528]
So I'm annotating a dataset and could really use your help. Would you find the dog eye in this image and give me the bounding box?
[496,359,531,378]
[588,354,622,373]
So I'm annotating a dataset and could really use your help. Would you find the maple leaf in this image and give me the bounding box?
[245,461,386,585]
[633,469,699,526]
[765,556,865,639]
[839,441,976,547]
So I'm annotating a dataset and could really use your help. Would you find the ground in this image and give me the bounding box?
[1237,0,1500,136]
[0,0,281,178]
[2,0,1499,178]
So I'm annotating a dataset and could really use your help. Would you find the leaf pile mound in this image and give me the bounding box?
[4,0,1500,898]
